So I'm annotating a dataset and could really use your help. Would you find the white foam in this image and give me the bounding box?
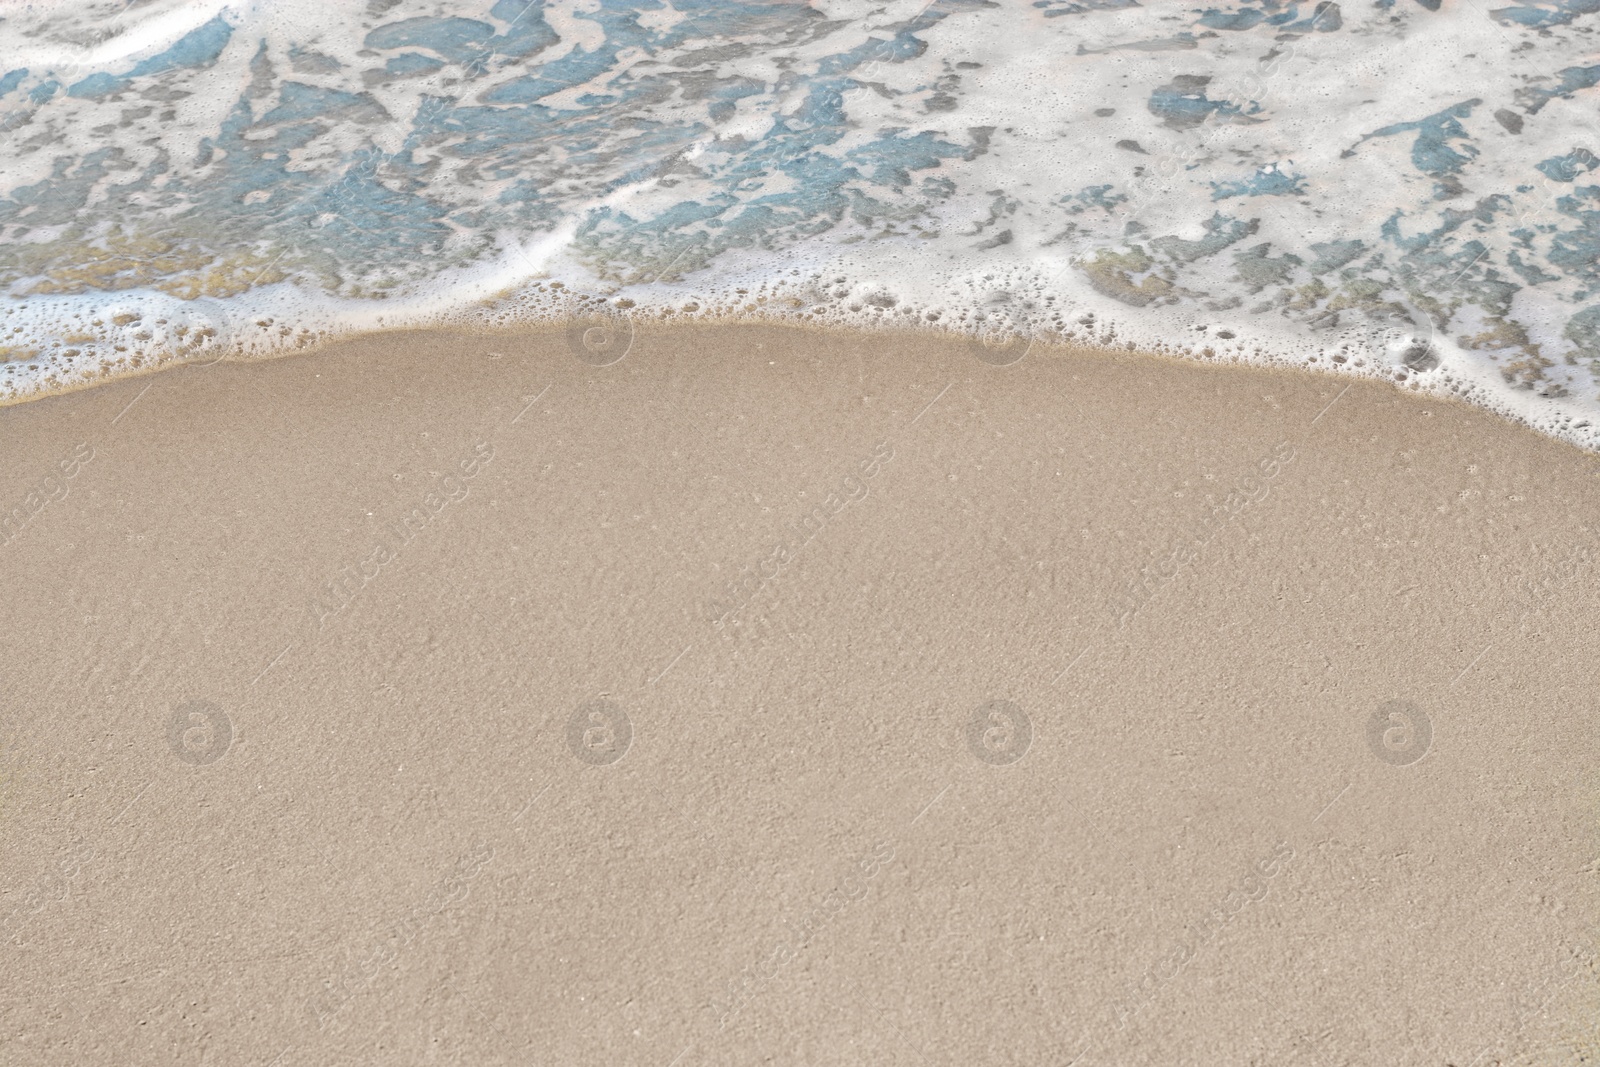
[1,0,1597,452]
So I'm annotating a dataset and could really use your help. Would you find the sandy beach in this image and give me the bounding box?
[2,322,1597,1065]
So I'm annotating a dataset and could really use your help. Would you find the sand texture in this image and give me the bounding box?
[1,324,1597,1065]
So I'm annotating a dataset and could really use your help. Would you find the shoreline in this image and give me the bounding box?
[7,313,1598,459]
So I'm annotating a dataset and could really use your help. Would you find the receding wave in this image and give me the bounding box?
[1,0,1598,446]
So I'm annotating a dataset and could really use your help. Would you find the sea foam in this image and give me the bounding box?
[1,0,1598,446]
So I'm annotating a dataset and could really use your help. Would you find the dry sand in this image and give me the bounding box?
[1,322,1597,1065]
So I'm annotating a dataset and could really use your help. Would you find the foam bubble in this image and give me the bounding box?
[0,0,1596,450]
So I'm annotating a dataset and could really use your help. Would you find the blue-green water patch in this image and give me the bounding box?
[1210,165,1306,200]
[1538,149,1600,183]
[1354,99,1480,178]
[67,14,232,99]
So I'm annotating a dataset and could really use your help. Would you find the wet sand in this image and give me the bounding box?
[1,322,1597,1065]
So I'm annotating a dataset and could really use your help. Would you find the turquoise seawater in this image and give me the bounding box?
[1,0,1598,444]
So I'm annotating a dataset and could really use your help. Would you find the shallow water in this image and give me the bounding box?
[1,0,1598,445]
